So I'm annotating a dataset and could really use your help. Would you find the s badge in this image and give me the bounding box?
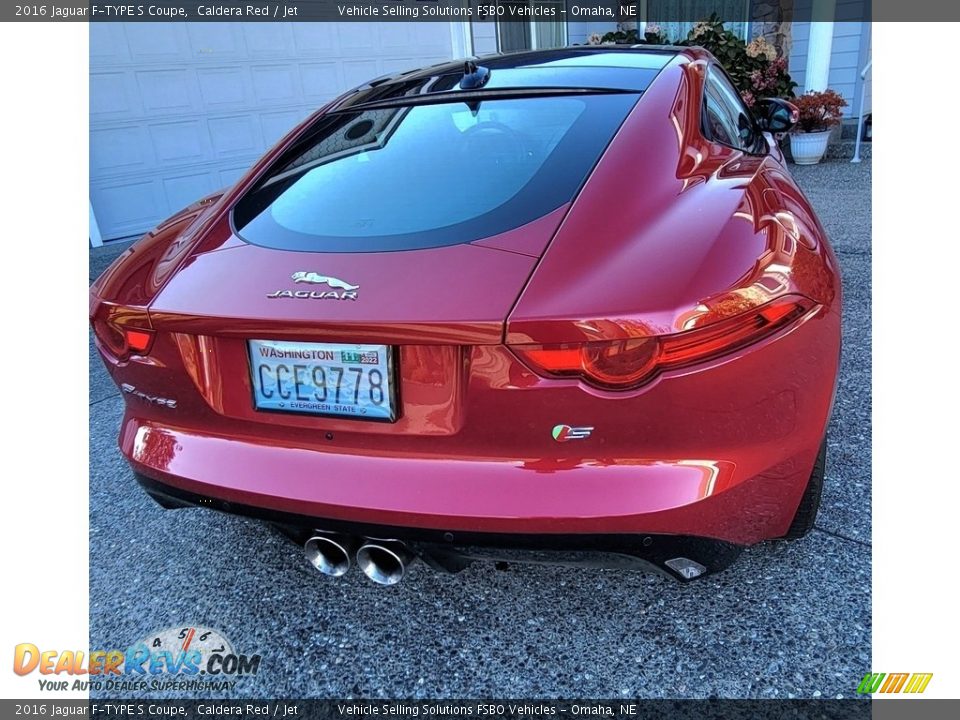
[552,424,594,442]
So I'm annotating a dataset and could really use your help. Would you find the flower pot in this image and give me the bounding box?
[790,130,832,165]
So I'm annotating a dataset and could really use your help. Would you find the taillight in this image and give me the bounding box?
[512,295,816,390]
[91,307,154,360]
[123,327,154,354]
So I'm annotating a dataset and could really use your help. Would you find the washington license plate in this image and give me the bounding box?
[248,340,396,421]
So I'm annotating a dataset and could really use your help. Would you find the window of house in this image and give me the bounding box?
[644,1,750,42]
[496,1,567,52]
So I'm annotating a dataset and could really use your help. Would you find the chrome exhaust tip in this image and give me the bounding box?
[356,541,414,586]
[304,534,356,577]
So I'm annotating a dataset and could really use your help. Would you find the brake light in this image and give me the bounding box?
[124,328,154,354]
[512,295,816,390]
[91,308,154,360]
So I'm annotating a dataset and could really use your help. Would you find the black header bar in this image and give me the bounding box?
[6,1,893,24]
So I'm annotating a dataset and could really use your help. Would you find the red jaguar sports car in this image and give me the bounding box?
[91,47,841,585]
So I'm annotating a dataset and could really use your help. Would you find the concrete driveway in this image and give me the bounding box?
[89,159,871,699]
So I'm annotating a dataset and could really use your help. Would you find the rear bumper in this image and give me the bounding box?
[109,306,840,554]
[122,411,820,546]
[136,472,744,582]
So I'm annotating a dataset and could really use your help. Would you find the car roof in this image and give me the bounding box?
[333,46,704,111]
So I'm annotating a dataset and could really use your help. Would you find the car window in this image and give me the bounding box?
[233,94,639,253]
[702,66,760,152]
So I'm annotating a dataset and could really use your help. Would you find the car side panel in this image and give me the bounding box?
[507,60,840,345]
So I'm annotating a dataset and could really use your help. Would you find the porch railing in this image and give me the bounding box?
[851,60,872,164]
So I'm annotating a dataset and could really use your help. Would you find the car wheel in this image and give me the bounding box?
[781,439,827,540]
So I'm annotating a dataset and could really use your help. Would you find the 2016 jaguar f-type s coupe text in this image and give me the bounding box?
[91,47,841,584]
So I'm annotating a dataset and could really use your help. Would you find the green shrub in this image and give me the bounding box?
[593,15,797,107]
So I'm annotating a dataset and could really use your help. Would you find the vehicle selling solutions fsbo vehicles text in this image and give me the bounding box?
[337,4,556,19]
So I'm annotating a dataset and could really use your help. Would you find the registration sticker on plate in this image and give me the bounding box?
[248,340,396,421]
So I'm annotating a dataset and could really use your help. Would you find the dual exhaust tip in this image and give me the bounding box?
[304,534,413,586]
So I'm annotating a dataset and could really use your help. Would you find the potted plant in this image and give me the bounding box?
[790,89,848,165]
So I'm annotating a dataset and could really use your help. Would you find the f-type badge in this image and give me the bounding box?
[121,383,177,408]
[267,271,359,301]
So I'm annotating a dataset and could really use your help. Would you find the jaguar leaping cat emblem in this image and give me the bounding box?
[290,271,359,291]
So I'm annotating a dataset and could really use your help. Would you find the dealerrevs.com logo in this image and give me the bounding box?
[13,626,261,693]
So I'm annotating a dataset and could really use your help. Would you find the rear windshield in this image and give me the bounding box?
[232,94,639,253]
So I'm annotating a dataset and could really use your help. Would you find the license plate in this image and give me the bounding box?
[248,340,396,421]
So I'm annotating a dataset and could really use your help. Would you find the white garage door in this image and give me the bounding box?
[90,23,457,241]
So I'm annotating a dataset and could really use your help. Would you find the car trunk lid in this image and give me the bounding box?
[141,210,566,436]
[146,207,566,344]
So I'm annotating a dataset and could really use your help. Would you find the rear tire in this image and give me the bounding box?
[781,439,827,540]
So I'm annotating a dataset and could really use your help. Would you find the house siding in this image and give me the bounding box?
[566,21,617,45]
[856,21,872,116]
[789,14,871,117]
